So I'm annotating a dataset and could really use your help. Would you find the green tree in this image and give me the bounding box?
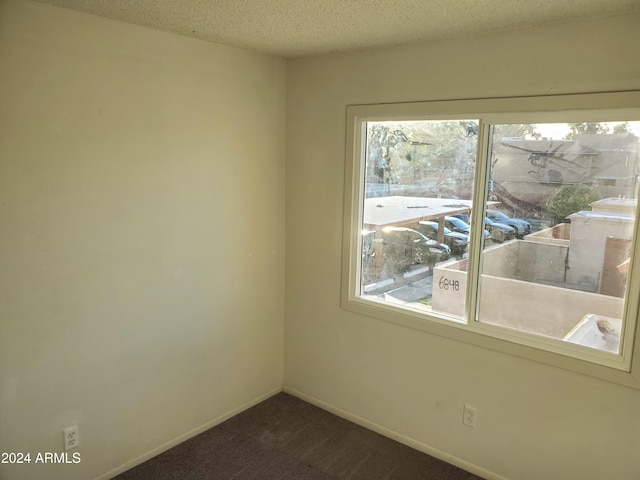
[612,122,638,137]
[564,123,609,139]
[547,184,600,224]
[366,123,410,185]
[493,124,540,140]
[412,121,477,196]
[366,121,474,194]
[365,121,540,198]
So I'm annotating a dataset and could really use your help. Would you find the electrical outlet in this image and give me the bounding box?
[63,425,79,451]
[463,405,476,428]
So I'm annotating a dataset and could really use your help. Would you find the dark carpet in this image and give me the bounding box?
[113,392,484,480]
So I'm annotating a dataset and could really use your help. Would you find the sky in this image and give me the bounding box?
[535,121,640,140]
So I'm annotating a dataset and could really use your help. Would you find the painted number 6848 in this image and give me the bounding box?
[438,277,460,291]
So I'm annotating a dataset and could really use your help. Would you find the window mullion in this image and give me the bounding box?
[465,120,492,326]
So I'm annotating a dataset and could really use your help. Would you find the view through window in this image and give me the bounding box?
[359,118,640,357]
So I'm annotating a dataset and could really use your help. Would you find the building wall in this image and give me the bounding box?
[482,243,519,277]
[433,241,621,338]
[525,223,571,245]
[478,275,623,338]
[514,241,568,283]
[567,212,634,290]
[0,1,285,479]
[285,14,640,480]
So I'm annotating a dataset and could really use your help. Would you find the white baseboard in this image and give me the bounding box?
[283,386,509,480]
[95,387,282,480]
[98,386,508,480]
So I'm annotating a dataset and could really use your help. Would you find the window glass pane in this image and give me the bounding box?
[359,120,478,321]
[476,122,640,353]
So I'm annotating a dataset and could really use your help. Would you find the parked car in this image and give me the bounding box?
[448,213,494,241]
[483,217,516,243]
[450,211,519,243]
[415,221,469,256]
[362,227,450,272]
[444,216,491,241]
[450,213,470,223]
[485,209,532,238]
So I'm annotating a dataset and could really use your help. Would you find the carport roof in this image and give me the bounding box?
[364,196,479,228]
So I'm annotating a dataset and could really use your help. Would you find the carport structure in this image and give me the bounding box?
[363,196,476,242]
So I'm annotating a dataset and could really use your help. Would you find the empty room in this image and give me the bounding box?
[1,0,640,479]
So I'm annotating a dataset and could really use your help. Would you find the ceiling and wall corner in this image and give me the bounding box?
[30,0,640,58]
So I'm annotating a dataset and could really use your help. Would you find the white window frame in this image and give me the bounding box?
[341,91,640,388]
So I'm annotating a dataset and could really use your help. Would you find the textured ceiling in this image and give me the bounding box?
[32,0,640,58]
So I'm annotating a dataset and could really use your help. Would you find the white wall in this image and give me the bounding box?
[285,15,640,480]
[0,1,285,479]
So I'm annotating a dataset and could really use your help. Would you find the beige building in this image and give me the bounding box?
[492,134,640,210]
